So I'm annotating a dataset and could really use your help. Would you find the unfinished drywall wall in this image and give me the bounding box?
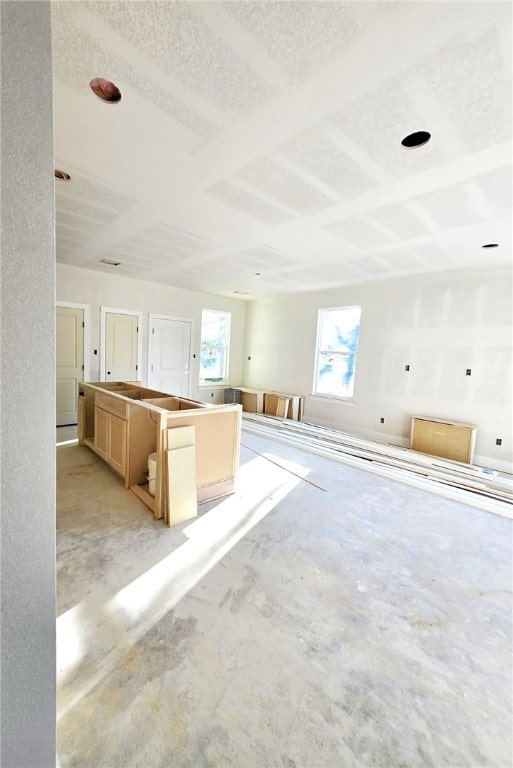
[243,267,513,472]
[0,3,56,766]
[56,263,246,402]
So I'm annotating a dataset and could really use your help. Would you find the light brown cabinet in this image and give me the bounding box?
[79,381,242,525]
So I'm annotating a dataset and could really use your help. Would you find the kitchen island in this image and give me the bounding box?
[78,381,242,526]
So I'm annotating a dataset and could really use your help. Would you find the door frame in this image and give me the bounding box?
[56,301,90,381]
[148,313,194,397]
[100,306,144,382]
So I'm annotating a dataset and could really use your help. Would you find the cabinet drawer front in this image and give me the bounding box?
[95,391,128,419]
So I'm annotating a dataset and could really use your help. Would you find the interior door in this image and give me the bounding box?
[105,312,139,381]
[56,306,84,425]
[148,317,191,396]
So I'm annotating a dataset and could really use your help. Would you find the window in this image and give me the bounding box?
[313,306,361,398]
[199,310,231,384]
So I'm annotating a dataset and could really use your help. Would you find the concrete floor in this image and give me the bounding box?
[57,431,512,768]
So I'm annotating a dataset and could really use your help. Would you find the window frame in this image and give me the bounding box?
[198,309,231,386]
[312,305,361,401]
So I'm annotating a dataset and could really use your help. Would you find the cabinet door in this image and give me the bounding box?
[94,407,109,458]
[108,414,127,475]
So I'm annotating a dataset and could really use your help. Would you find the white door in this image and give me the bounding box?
[56,306,84,425]
[148,317,191,396]
[105,312,139,380]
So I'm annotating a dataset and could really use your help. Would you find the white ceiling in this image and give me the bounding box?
[52,1,512,300]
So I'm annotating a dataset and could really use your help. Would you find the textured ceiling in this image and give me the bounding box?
[52,1,512,300]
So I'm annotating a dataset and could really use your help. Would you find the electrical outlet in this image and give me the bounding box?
[247,355,251,361]
[93,349,97,355]
[380,417,385,424]
[210,392,214,398]
[496,438,502,446]
[466,368,472,376]
[405,364,410,371]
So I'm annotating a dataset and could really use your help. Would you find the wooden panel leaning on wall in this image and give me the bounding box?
[238,387,304,421]
[411,416,477,464]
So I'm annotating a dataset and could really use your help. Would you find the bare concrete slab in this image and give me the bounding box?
[57,429,512,767]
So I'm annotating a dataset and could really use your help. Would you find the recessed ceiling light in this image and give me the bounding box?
[55,169,71,181]
[234,290,249,295]
[100,258,121,266]
[401,131,431,149]
[89,78,122,103]
[481,243,499,248]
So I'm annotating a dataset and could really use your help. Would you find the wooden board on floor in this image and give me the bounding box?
[130,483,155,514]
[241,413,513,515]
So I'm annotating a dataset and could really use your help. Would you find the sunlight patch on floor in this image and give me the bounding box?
[57,454,309,721]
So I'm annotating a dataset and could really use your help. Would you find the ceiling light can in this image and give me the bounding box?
[55,169,71,181]
[100,258,121,266]
[89,78,122,103]
[401,131,431,148]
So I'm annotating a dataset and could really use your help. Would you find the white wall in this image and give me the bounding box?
[0,3,56,766]
[56,263,247,403]
[243,267,513,472]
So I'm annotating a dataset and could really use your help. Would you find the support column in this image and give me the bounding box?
[1,2,56,766]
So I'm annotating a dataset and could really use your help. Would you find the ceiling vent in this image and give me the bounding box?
[55,169,71,181]
[401,131,431,148]
[100,258,121,266]
[89,78,122,103]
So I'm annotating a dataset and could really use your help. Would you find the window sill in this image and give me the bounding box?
[198,383,228,389]
[309,394,355,406]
